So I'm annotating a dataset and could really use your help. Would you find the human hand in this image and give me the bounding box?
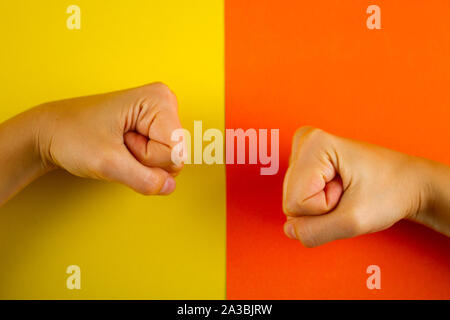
[283,127,450,247]
[34,83,183,195]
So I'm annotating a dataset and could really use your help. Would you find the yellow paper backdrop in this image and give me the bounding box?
[0,0,225,299]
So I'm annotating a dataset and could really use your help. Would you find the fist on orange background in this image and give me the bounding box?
[283,127,450,247]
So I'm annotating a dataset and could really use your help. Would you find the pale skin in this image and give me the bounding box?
[283,127,450,247]
[0,82,183,206]
[1,87,449,248]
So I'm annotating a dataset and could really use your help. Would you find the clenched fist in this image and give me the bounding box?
[283,127,450,247]
[0,83,184,205]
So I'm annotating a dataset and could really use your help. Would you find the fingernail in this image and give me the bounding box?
[159,177,176,195]
[284,222,297,240]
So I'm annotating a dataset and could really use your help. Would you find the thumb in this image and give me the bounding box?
[101,146,176,195]
[283,196,359,247]
[124,131,181,174]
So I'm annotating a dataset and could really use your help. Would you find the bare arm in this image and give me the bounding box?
[283,127,450,247]
[0,108,50,205]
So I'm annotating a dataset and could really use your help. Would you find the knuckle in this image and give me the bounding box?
[151,82,177,104]
[139,173,156,195]
[293,126,318,141]
[152,81,171,93]
[293,126,315,140]
[306,128,328,143]
[283,195,300,216]
[295,219,318,248]
[140,184,156,196]
[292,127,330,153]
[141,172,165,195]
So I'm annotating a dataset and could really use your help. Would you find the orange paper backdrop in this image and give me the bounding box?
[226,0,450,299]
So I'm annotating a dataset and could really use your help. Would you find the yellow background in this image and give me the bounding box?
[0,0,225,299]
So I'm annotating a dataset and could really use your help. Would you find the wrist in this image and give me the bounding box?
[29,103,58,174]
[409,157,450,235]
[0,105,54,205]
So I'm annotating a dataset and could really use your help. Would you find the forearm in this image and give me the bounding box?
[413,158,450,236]
[0,107,51,206]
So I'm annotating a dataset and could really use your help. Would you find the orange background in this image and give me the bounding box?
[226,0,450,299]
